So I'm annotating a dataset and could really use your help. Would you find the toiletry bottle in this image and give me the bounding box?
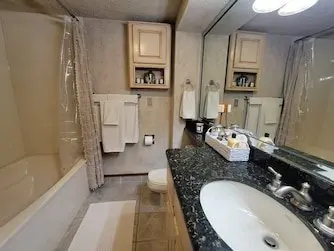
[257,133,275,153]
[227,133,239,148]
[258,133,274,146]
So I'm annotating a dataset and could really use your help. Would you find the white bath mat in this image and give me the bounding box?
[68,201,136,251]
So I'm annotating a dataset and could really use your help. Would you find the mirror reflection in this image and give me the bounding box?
[200,0,334,180]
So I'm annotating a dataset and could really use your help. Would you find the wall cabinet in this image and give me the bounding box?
[233,32,265,69]
[226,31,266,92]
[132,24,167,64]
[128,22,171,89]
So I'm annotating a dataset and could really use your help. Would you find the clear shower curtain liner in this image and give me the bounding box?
[275,38,315,146]
[60,17,104,190]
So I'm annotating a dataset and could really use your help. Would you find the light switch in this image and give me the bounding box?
[147,97,153,107]
[234,99,239,107]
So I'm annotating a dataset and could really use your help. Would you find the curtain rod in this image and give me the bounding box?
[295,26,334,43]
[55,0,79,21]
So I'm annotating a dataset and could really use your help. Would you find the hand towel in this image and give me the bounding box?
[100,101,125,153]
[203,90,219,119]
[264,98,280,124]
[180,90,196,119]
[123,102,139,143]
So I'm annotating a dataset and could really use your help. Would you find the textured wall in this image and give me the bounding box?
[172,31,203,148]
[1,11,63,155]
[84,18,171,175]
[0,21,25,168]
[222,34,297,127]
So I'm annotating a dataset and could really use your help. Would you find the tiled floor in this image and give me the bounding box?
[55,175,176,251]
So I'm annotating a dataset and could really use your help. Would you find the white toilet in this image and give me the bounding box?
[147,168,167,193]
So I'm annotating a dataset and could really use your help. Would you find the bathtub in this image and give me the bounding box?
[0,156,89,251]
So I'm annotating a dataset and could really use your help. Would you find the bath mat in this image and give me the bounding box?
[68,201,136,251]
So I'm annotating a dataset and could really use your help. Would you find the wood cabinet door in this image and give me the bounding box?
[233,33,264,69]
[132,24,167,64]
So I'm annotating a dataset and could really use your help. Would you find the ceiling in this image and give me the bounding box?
[177,0,232,33]
[241,0,334,36]
[0,0,182,23]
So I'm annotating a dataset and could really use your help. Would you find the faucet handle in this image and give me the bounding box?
[267,166,282,192]
[300,182,310,192]
[328,206,334,218]
[268,166,282,180]
[314,205,334,237]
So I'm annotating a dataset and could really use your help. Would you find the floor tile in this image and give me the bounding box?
[138,185,167,213]
[56,175,173,251]
[135,240,175,251]
[121,175,143,183]
[136,212,175,241]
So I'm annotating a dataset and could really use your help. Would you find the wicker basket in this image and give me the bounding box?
[205,133,250,162]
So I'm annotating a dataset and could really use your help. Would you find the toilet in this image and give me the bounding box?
[147,168,167,193]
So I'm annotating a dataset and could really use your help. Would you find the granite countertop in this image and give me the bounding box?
[166,145,333,251]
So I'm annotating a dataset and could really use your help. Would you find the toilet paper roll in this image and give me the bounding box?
[144,135,154,146]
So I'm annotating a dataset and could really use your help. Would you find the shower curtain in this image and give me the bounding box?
[70,17,104,189]
[276,38,314,146]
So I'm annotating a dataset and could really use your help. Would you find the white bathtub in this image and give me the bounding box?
[0,156,89,251]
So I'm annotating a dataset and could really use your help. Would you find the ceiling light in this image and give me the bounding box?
[252,0,290,13]
[278,0,319,16]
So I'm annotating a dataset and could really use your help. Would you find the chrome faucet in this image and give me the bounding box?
[273,182,313,211]
[267,167,313,211]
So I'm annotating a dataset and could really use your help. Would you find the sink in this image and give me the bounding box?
[200,180,324,251]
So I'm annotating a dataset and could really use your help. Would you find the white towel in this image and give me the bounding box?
[102,102,120,125]
[264,98,280,124]
[180,90,196,119]
[204,90,219,119]
[100,101,125,153]
[123,102,139,143]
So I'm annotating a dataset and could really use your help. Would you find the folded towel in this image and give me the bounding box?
[102,101,120,125]
[180,90,196,119]
[100,101,125,153]
[203,90,219,119]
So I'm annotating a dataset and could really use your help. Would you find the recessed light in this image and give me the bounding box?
[252,0,290,13]
[278,0,319,16]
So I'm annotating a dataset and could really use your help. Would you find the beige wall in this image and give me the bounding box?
[1,11,63,155]
[0,22,25,168]
[84,18,171,175]
[172,31,203,148]
[222,34,296,126]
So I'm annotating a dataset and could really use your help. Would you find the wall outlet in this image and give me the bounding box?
[234,99,239,107]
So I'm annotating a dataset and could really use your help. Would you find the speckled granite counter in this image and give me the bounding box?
[166,145,333,251]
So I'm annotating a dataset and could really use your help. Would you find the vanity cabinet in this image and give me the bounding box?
[225,31,266,92]
[167,168,193,251]
[128,22,171,89]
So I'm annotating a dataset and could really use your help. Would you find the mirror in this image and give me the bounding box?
[200,0,334,181]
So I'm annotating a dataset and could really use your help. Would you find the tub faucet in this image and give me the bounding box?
[273,182,313,211]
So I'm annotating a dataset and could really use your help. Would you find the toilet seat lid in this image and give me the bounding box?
[148,169,167,186]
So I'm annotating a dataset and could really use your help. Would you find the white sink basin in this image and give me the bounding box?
[200,180,324,251]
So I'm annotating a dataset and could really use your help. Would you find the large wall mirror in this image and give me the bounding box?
[200,0,334,182]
